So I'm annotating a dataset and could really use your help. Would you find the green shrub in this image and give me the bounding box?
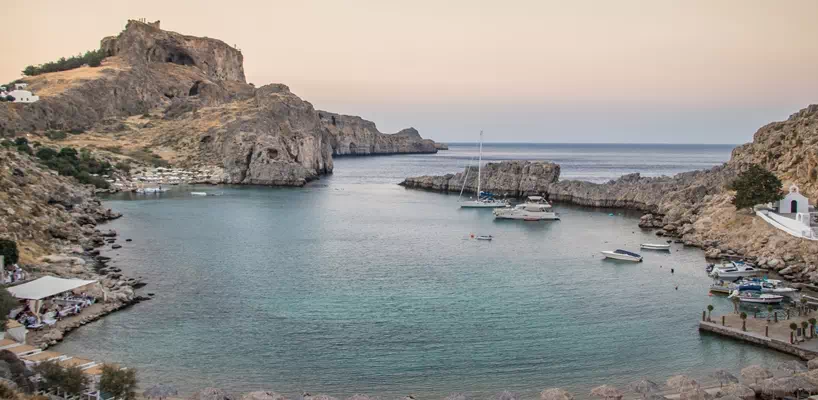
[0,140,12,148]
[0,239,18,266]
[13,138,27,146]
[68,128,85,135]
[34,361,89,396]
[0,287,18,331]
[46,130,67,141]
[35,147,58,160]
[115,161,131,173]
[22,49,107,76]
[38,146,111,189]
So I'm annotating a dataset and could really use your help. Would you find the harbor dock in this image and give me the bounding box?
[700,313,818,360]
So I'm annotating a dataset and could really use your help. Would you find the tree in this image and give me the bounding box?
[99,364,137,400]
[0,288,18,331]
[790,322,798,343]
[767,305,774,324]
[0,239,18,267]
[707,305,714,322]
[34,362,88,396]
[729,164,783,211]
[740,312,748,331]
[810,318,816,338]
[731,296,740,314]
[5,95,13,102]
[802,321,810,339]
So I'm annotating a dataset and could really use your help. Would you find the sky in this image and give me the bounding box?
[2,0,818,144]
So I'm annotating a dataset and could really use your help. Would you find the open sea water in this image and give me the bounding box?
[53,143,796,399]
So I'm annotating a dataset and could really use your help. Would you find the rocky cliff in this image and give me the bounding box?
[0,20,439,186]
[401,105,818,287]
[318,112,437,155]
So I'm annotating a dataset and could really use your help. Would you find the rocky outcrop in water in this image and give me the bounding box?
[319,112,437,156]
[400,161,561,196]
[401,105,818,286]
[0,20,439,187]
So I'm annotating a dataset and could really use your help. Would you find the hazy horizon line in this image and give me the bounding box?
[441,141,739,146]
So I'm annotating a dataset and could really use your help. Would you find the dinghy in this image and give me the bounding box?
[475,235,493,241]
[641,243,671,251]
[191,192,207,196]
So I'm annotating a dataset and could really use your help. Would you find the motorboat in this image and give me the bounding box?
[759,280,799,297]
[459,131,508,209]
[493,196,559,221]
[641,243,671,251]
[475,235,493,241]
[708,261,762,280]
[191,192,208,196]
[728,290,784,304]
[600,249,643,262]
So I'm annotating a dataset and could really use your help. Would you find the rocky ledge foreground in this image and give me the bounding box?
[0,20,441,186]
[401,105,818,286]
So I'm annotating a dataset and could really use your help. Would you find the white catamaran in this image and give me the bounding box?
[459,131,507,209]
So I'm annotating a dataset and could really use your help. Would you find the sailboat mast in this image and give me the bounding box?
[477,130,483,197]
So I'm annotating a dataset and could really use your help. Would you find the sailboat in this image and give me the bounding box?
[459,131,507,208]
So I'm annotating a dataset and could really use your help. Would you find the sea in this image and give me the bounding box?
[53,143,795,399]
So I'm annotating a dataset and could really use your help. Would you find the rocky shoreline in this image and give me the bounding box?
[401,105,818,287]
[0,148,147,348]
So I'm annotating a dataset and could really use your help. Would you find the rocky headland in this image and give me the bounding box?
[401,105,818,286]
[0,20,441,186]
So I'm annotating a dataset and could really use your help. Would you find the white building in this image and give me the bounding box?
[14,83,27,90]
[6,89,39,103]
[758,184,816,240]
[779,184,810,213]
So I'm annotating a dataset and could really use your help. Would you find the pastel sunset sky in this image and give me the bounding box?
[3,0,817,143]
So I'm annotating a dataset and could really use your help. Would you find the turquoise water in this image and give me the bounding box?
[53,144,794,398]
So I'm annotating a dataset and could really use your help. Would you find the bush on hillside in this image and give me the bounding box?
[730,164,784,211]
[35,145,112,189]
[34,361,88,396]
[22,49,107,76]
[0,239,18,267]
[45,131,67,141]
[0,288,18,332]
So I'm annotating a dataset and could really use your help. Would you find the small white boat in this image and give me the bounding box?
[709,261,762,280]
[729,290,784,304]
[600,249,643,262]
[191,192,208,196]
[475,235,493,241]
[640,243,671,251]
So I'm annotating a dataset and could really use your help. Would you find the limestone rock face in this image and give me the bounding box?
[103,20,246,82]
[0,149,120,262]
[319,112,438,155]
[400,161,560,197]
[730,104,818,199]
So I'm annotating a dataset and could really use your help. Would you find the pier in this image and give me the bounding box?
[700,313,818,360]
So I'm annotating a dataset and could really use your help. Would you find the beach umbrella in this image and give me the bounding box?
[629,380,661,397]
[144,384,179,400]
[590,385,623,400]
[667,375,699,392]
[679,388,713,400]
[778,360,808,375]
[242,393,288,400]
[809,358,818,371]
[540,388,573,400]
[718,384,755,400]
[740,365,772,384]
[189,388,234,400]
[761,376,818,398]
[493,391,519,400]
[710,370,739,387]
[444,394,471,400]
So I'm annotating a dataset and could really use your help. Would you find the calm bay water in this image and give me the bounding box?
[54,143,794,398]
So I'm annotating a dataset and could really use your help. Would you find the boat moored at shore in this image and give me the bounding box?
[641,243,671,251]
[600,249,643,262]
[493,196,559,221]
[709,261,763,280]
